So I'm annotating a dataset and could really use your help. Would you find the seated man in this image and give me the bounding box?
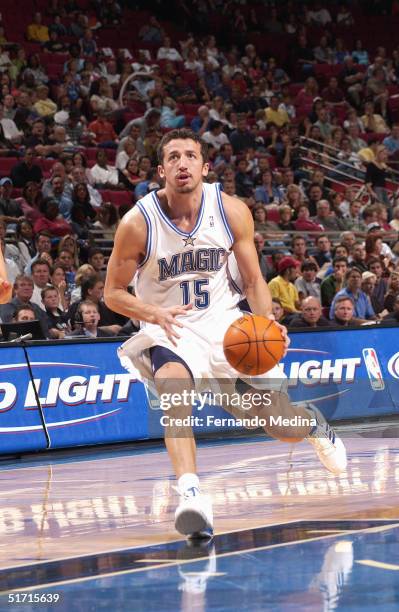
[13,303,37,322]
[268,256,301,316]
[329,268,375,321]
[295,260,321,301]
[26,12,49,43]
[67,300,116,338]
[320,256,348,307]
[382,295,399,324]
[0,275,49,336]
[332,295,362,327]
[289,296,331,328]
[68,275,127,334]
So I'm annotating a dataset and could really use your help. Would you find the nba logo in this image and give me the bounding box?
[209,215,214,227]
[362,348,385,391]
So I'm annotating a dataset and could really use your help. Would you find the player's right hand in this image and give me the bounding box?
[152,304,193,346]
[0,278,12,304]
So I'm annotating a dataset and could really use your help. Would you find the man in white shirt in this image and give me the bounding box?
[307,4,332,26]
[0,102,23,143]
[30,259,51,310]
[202,120,229,151]
[89,149,119,187]
[156,36,183,62]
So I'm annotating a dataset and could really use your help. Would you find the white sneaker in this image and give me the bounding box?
[305,404,347,475]
[175,488,213,539]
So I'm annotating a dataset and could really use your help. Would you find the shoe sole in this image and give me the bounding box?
[175,508,213,538]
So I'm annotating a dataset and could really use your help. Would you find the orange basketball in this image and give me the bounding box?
[223,314,285,376]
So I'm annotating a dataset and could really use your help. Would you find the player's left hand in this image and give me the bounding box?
[269,315,290,357]
[0,277,12,304]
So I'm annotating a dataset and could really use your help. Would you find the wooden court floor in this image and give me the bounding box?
[1,428,399,609]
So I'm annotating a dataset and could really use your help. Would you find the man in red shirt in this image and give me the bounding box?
[88,110,119,148]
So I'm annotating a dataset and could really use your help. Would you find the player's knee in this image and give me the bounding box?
[154,361,193,391]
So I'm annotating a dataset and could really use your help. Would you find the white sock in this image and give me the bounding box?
[178,473,200,497]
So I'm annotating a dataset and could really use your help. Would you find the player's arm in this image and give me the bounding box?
[0,250,12,304]
[222,192,272,317]
[104,208,191,345]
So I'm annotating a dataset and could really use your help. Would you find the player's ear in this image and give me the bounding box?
[202,163,209,177]
[157,164,165,178]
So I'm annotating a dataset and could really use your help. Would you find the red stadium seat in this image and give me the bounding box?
[0,158,19,177]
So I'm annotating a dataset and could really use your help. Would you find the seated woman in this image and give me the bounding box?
[72,182,96,221]
[118,157,143,190]
[252,203,280,232]
[16,219,36,269]
[92,202,118,241]
[15,182,44,224]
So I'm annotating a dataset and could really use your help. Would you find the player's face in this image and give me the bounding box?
[158,139,209,194]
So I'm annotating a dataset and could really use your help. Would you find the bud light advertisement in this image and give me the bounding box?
[0,327,399,455]
[0,340,148,454]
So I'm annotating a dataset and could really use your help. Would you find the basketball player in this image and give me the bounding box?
[0,250,12,304]
[104,129,347,539]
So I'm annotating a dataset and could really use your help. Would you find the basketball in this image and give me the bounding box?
[223,314,285,376]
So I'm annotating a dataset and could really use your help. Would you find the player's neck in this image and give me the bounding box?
[161,185,203,219]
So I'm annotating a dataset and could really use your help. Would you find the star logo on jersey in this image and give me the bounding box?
[182,236,196,247]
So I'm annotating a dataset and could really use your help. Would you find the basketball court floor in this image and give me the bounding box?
[1,424,399,611]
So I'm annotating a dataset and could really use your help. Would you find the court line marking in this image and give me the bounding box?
[0,517,395,573]
[356,560,399,571]
[3,522,399,593]
[0,516,297,571]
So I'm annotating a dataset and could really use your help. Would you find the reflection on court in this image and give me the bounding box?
[1,434,399,609]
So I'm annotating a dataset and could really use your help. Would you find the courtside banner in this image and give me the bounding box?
[0,346,49,453]
[0,327,398,454]
[0,340,148,453]
[281,325,398,421]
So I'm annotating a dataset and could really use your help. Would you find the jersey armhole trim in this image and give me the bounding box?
[136,201,152,268]
[216,183,234,245]
[230,277,243,295]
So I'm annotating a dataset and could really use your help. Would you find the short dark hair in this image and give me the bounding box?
[157,128,208,164]
[301,260,317,272]
[346,267,362,280]
[35,230,52,243]
[88,247,104,259]
[316,233,330,244]
[81,274,102,299]
[13,304,36,320]
[41,285,58,300]
[333,256,348,267]
[334,295,355,308]
[32,258,51,273]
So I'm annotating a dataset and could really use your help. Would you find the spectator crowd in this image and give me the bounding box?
[1,0,399,337]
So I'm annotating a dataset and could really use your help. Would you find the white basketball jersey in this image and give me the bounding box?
[135,183,242,327]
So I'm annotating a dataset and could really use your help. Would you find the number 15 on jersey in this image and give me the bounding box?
[179,279,210,309]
